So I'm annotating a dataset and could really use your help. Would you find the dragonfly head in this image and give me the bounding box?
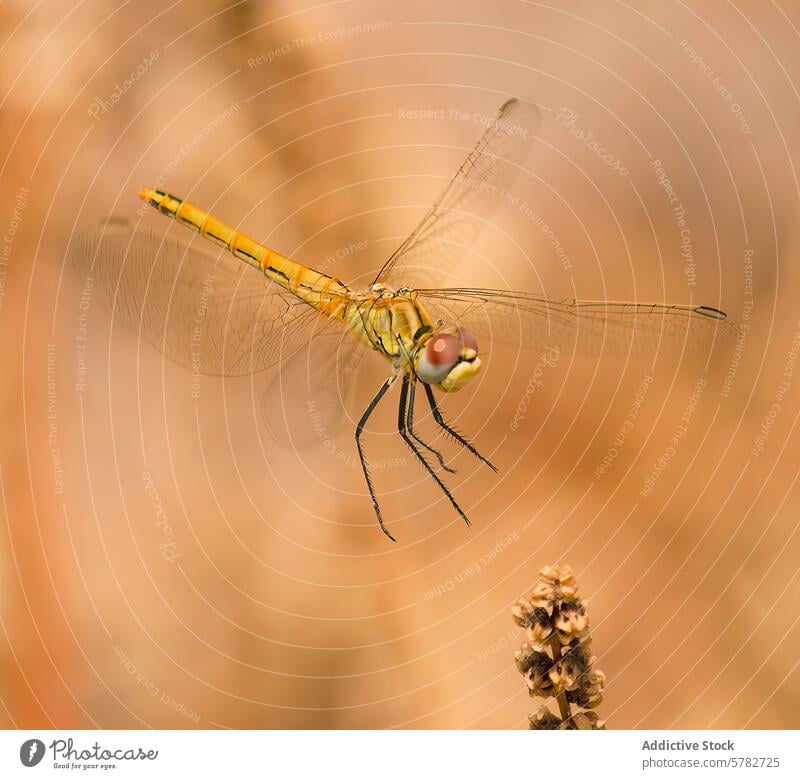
[414,326,481,392]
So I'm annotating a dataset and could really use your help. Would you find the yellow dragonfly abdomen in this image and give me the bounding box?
[138,187,351,321]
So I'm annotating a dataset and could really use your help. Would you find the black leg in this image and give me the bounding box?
[398,374,471,528]
[406,379,456,474]
[423,383,498,473]
[356,375,398,541]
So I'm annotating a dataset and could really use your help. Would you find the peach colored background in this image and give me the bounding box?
[1,0,798,728]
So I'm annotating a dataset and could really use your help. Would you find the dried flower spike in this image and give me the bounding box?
[513,564,606,730]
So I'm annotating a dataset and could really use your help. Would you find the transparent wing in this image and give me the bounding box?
[71,219,341,376]
[260,321,370,449]
[414,288,738,355]
[375,98,541,289]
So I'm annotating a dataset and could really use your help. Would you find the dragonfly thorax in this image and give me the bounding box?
[342,288,481,392]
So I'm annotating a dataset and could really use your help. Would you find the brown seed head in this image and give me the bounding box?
[528,706,562,730]
[523,652,556,698]
[530,565,578,607]
[568,669,606,710]
[555,600,590,644]
[547,653,585,693]
[565,710,606,730]
[514,642,549,675]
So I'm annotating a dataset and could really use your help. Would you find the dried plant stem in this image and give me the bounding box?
[548,607,571,721]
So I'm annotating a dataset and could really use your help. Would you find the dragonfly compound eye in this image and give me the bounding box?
[416,329,481,391]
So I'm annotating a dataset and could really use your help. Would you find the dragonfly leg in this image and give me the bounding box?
[356,375,399,542]
[406,379,456,474]
[423,383,498,473]
[399,373,471,528]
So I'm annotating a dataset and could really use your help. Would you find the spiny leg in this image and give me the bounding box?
[399,373,471,528]
[356,375,398,542]
[423,383,498,473]
[406,379,456,474]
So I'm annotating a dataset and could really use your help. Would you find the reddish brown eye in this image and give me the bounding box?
[458,327,478,353]
[426,333,461,365]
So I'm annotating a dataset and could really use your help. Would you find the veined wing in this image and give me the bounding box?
[260,323,369,449]
[374,98,541,289]
[414,288,738,355]
[71,219,347,376]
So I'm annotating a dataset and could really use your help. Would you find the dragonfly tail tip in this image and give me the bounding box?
[696,305,727,320]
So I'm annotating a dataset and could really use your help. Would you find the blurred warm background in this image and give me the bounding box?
[1,0,799,729]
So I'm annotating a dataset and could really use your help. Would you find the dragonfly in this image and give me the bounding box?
[72,98,732,541]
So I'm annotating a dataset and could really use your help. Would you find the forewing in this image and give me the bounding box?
[71,219,334,376]
[375,98,541,289]
[415,288,738,356]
